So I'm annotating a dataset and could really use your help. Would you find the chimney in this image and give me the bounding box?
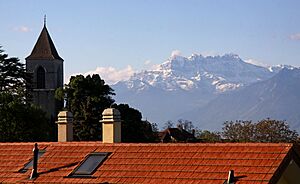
[29,143,39,179]
[177,124,183,131]
[100,108,121,143]
[192,129,195,136]
[56,111,73,142]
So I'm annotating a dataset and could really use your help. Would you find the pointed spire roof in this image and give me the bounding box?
[26,25,63,61]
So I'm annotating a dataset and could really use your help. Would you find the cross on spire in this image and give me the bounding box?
[44,15,47,27]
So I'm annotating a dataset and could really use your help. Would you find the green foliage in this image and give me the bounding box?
[163,119,195,133]
[57,74,158,142]
[176,119,194,133]
[222,120,255,142]
[163,121,174,129]
[56,74,115,141]
[0,47,49,142]
[112,104,158,143]
[254,119,298,142]
[222,119,298,142]
[0,92,50,142]
[0,47,31,95]
[197,130,222,142]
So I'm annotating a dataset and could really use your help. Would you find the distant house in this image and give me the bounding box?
[158,127,197,143]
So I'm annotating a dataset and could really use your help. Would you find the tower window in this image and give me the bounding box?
[37,66,45,89]
[57,66,62,86]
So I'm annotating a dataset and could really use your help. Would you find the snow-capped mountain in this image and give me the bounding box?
[268,64,296,73]
[112,52,294,128]
[180,68,300,132]
[118,53,274,93]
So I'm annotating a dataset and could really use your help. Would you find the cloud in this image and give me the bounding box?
[171,50,182,58]
[142,59,161,71]
[289,33,300,40]
[244,59,268,67]
[144,60,151,65]
[67,65,135,84]
[200,50,220,57]
[13,26,31,33]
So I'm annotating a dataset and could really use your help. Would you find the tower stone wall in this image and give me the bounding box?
[26,24,64,120]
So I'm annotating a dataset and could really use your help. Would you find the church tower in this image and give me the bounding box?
[26,19,63,120]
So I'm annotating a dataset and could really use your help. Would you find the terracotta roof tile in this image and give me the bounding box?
[0,142,297,183]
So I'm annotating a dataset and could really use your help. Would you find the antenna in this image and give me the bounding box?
[44,15,47,27]
[110,103,116,108]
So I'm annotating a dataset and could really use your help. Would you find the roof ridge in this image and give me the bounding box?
[0,142,294,146]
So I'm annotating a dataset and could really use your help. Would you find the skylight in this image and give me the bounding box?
[69,152,109,177]
[19,149,46,173]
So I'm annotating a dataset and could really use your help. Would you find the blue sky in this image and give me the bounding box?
[1,0,300,83]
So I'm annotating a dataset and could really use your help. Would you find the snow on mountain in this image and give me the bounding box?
[181,68,300,132]
[112,52,281,126]
[268,64,296,73]
[117,53,274,93]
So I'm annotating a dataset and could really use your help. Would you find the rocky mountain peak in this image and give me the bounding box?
[118,52,275,92]
[112,52,298,129]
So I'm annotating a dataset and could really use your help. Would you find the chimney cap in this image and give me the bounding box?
[58,111,73,118]
[102,108,120,116]
[101,108,121,123]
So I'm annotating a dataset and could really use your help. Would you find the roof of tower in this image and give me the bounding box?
[26,25,63,61]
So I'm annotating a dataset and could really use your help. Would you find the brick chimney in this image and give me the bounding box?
[56,111,73,142]
[100,108,121,143]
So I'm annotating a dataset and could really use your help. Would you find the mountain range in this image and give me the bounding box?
[112,53,300,132]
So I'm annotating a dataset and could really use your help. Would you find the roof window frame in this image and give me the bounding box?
[68,152,110,177]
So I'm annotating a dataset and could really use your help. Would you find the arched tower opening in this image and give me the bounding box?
[37,66,45,89]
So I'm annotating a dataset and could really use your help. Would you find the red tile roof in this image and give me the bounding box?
[0,142,298,183]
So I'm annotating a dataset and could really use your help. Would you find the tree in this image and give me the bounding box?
[0,46,31,95]
[0,92,50,141]
[0,47,50,141]
[197,130,222,142]
[112,104,158,142]
[56,74,115,141]
[163,121,174,129]
[176,119,194,133]
[56,74,158,142]
[254,119,298,142]
[222,119,298,143]
[222,120,255,142]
